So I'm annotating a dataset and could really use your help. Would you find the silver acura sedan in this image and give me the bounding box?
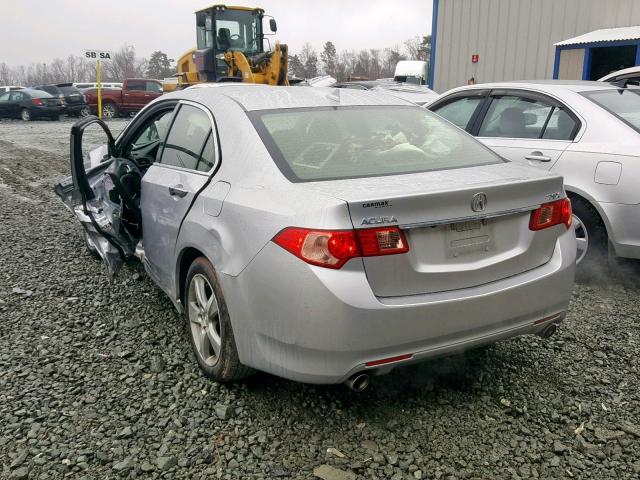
[428,81,640,277]
[56,84,575,387]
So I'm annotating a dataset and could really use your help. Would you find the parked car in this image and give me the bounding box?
[56,83,90,117]
[83,78,163,118]
[32,83,89,117]
[0,86,24,93]
[55,85,575,386]
[428,80,640,276]
[599,66,640,84]
[334,80,439,106]
[32,84,67,107]
[0,88,64,121]
[73,82,123,91]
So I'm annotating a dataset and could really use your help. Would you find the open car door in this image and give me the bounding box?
[54,117,144,278]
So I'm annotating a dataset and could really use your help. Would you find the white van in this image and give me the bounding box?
[394,61,428,85]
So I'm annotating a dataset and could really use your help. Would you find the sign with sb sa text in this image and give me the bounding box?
[84,50,111,60]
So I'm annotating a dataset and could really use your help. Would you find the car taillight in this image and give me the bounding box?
[529,198,572,231]
[357,226,409,256]
[273,226,409,269]
[31,98,43,106]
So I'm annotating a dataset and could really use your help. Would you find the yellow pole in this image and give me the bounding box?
[97,59,102,119]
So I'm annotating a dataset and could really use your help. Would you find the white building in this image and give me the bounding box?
[429,0,640,92]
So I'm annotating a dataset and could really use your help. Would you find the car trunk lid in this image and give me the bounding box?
[303,162,566,296]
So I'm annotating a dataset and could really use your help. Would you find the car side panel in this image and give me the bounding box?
[478,137,571,167]
[553,150,640,205]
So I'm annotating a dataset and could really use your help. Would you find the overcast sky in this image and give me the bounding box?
[0,0,433,66]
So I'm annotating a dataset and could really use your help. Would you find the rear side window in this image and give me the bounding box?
[479,96,553,138]
[0,92,11,101]
[478,95,577,140]
[160,104,213,171]
[146,82,162,93]
[432,96,484,130]
[541,108,577,140]
[250,106,502,182]
[127,81,146,91]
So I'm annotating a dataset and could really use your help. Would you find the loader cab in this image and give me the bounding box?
[195,5,266,82]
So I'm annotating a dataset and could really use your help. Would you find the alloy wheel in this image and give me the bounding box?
[573,214,589,264]
[102,104,116,119]
[21,109,31,121]
[79,106,91,117]
[187,274,221,366]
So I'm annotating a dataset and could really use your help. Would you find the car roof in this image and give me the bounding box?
[443,80,640,95]
[599,65,640,81]
[178,84,415,111]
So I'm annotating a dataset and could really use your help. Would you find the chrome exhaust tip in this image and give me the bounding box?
[539,323,558,339]
[344,373,370,392]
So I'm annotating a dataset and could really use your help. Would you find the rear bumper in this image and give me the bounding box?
[64,103,87,114]
[222,228,576,384]
[597,201,640,259]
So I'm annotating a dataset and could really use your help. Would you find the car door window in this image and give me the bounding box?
[478,95,554,139]
[125,109,175,161]
[0,92,11,102]
[432,96,484,130]
[10,92,24,101]
[160,104,213,171]
[195,132,215,172]
[146,82,162,93]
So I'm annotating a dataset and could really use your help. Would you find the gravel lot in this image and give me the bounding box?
[1,118,639,480]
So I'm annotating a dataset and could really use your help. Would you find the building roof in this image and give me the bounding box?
[555,25,640,47]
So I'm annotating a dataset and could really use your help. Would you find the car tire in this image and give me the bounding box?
[571,196,608,282]
[184,257,252,382]
[102,103,117,119]
[79,106,91,117]
[20,108,31,121]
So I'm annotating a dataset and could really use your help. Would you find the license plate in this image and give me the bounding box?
[447,219,493,257]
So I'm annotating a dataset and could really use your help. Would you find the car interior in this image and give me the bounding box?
[76,103,216,252]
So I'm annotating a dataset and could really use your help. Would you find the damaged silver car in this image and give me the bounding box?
[56,84,576,387]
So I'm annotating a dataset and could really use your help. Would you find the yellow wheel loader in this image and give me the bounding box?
[164,4,288,92]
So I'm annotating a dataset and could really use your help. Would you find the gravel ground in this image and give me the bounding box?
[1,118,639,480]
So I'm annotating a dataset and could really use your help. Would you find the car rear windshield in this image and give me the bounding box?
[58,86,80,94]
[249,106,502,182]
[27,89,53,98]
[582,89,640,132]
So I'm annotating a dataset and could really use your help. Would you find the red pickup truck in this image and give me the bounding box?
[84,78,163,118]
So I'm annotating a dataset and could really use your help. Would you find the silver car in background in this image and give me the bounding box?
[429,81,640,277]
[56,85,575,386]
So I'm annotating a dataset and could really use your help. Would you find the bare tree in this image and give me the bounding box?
[103,45,147,82]
[298,42,318,78]
[0,63,14,85]
[404,35,431,61]
[289,35,427,82]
